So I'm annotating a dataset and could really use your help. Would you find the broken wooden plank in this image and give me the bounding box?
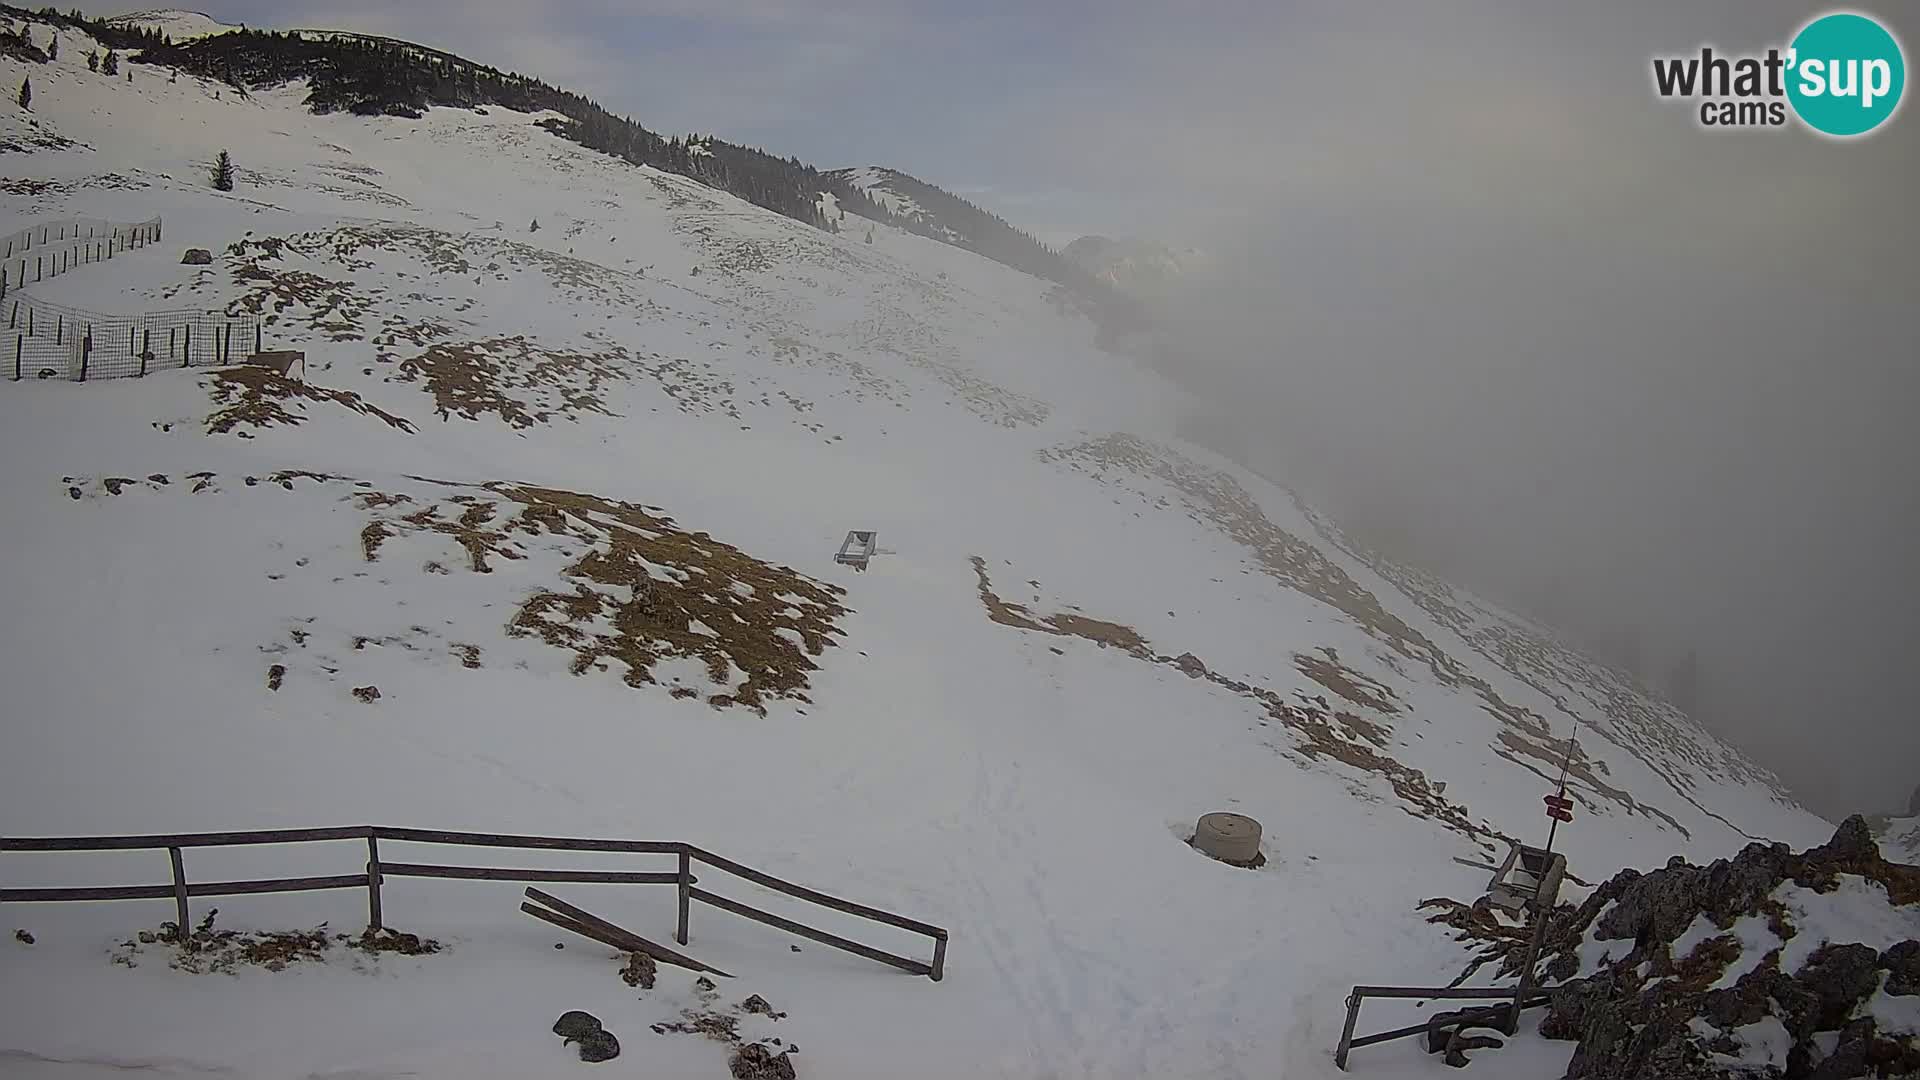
[524,901,632,952]
[523,887,732,977]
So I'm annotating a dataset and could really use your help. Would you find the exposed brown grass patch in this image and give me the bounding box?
[1295,648,1400,714]
[355,481,847,712]
[228,262,371,341]
[206,366,415,435]
[970,557,1148,653]
[1042,434,1692,838]
[970,556,1492,845]
[394,337,628,429]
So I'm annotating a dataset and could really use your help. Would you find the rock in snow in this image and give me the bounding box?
[1525,818,1920,1080]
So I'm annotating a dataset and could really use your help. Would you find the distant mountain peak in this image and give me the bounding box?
[1062,234,1206,300]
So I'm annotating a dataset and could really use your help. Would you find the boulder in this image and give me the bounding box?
[573,1029,619,1063]
[1798,944,1883,1031]
[1880,939,1920,996]
[181,248,213,265]
[552,1010,602,1040]
[729,1043,797,1080]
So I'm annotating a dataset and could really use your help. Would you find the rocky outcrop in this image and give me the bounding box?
[1516,817,1920,1080]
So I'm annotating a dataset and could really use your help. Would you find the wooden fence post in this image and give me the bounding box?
[931,931,948,982]
[184,324,192,366]
[13,334,20,381]
[222,323,232,363]
[168,846,190,939]
[55,315,61,345]
[79,329,90,381]
[1334,990,1362,1071]
[366,834,384,931]
[139,330,151,376]
[254,323,262,354]
[676,849,691,945]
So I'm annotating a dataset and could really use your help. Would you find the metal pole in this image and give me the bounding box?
[1509,730,1578,1034]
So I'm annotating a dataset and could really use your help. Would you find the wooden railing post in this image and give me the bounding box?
[168,846,190,940]
[1335,989,1362,1070]
[676,848,691,945]
[366,833,384,931]
[931,931,947,982]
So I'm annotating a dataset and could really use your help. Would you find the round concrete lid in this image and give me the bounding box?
[1198,812,1260,837]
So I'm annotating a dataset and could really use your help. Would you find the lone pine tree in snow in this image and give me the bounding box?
[102,49,119,76]
[86,48,98,72]
[47,35,57,62]
[16,77,28,111]
[211,149,234,191]
[529,218,540,232]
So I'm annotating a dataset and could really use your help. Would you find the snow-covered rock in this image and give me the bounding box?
[1434,817,1920,1079]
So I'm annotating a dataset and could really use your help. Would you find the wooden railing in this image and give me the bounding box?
[0,825,948,980]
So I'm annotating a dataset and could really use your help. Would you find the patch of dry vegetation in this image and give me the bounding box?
[394,336,628,428]
[357,481,848,712]
[970,557,1493,845]
[1309,514,1784,837]
[110,909,440,975]
[1295,648,1400,714]
[205,365,415,435]
[1040,434,1689,837]
[227,257,373,342]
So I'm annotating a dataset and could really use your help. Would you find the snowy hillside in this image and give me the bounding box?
[832,165,958,240]
[0,14,1842,1080]
[103,9,239,41]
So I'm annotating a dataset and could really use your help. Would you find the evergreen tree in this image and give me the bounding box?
[865,226,874,245]
[48,35,57,62]
[529,218,540,233]
[86,48,97,72]
[101,48,118,76]
[16,76,29,110]
[211,148,234,191]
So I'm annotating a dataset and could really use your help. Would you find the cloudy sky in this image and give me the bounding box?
[88,2,1918,818]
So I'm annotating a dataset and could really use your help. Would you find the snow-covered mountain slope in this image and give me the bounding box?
[831,165,956,239]
[103,9,239,41]
[1882,817,1920,865]
[1,18,1834,1080]
[1062,234,1208,301]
